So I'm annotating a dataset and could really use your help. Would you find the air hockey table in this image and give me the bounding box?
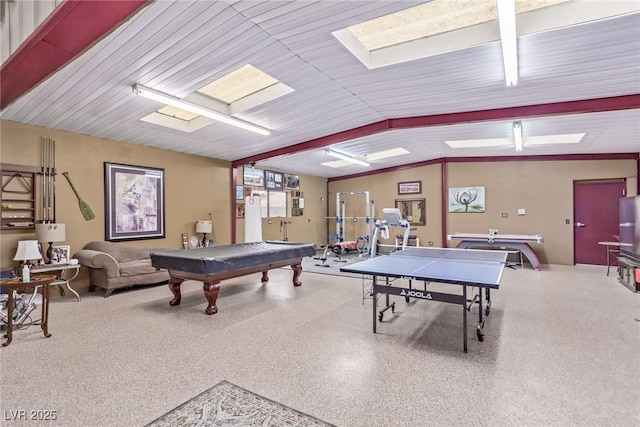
[150,241,316,315]
[447,232,544,270]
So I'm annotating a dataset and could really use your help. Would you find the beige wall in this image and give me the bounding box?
[2,118,637,281]
[328,159,638,265]
[1,120,232,291]
[1,121,329,294]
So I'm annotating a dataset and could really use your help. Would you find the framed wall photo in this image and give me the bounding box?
[448,186,486,213]
[265,170,284,191]
[236,185,244,200]
[51,245,70,264]
[398,181,422,195]
[104,162,165,241]
[243,167,264,187]
[284,173,300,190]
[236,204,245,218]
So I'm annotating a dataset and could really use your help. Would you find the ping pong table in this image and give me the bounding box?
[340,247,509,352]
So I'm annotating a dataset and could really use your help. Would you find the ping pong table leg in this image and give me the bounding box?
[477,288,485,343]
[463,285,467,353]
[372,276,377,333]
[485,288,491,316]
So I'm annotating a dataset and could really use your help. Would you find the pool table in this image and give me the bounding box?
[150,241,316,315]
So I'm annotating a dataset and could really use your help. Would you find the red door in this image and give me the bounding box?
[574,180,626,265]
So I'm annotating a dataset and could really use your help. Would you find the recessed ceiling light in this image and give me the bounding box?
[365,147,410,161]
[524,133,585,145]
[445,138,513,149]
[446,132,586,150]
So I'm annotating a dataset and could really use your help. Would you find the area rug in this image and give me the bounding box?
[145,380,336,427]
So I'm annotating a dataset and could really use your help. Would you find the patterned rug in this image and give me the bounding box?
[146,380,336,427]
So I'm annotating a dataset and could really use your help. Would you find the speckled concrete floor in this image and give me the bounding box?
[1,263,638,427]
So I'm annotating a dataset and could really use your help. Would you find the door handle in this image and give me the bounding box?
[576,222,585,227]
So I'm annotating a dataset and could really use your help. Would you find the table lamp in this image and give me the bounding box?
[35,223,66,263]
[195,220,212,247]
[14,240,42,270]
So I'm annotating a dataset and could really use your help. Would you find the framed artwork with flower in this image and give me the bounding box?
[448,186,485,213]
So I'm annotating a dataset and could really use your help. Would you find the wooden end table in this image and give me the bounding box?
[1,274,56,346]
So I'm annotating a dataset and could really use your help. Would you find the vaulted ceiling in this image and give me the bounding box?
[1,0,639,179]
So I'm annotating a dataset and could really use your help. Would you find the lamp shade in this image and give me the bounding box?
[14,240,42,261]
[35,223,66,242]
[195,220,212,234]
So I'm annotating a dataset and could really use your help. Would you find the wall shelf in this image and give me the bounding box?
[1,164,38,230]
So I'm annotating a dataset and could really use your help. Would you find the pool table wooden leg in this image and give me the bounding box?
[202,281,221,315]
[292,263,302,286]
[261,271,269,282]
[168,277,184,306]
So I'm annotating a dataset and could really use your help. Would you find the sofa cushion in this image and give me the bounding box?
[119,259,159,277]
[83,241,152,262]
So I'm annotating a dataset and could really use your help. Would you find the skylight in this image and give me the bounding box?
[333,0,633,70]
[138,64,293,133]
[198,64,278,103]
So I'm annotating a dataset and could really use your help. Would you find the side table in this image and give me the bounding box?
[597,241,622,276]
[31,263,81,301]
[1,274,56,346]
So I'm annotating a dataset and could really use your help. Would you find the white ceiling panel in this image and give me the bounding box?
[1,0,638,179]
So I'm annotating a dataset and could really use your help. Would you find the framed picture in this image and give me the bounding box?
[51,245,70,264]
[236,185,244,200]
[243,167,264,187]
[236,204,246,218]
[265,170,284,191]
[398,181,422,195]
[104,162,165,241]
[448,186,486,213]
[284,173,300,190]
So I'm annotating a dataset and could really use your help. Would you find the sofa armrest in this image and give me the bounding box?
[73,249,120,279]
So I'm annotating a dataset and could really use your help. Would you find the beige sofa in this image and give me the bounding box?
[73,241,170,297]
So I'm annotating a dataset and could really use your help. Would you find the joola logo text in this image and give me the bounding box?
[400,289,432,300]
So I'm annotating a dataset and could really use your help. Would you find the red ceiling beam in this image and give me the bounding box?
[233,94,640,167]
[232,120,391,168]
[392,94,640,129]
[0,0,149,110]
[327,153,640,182]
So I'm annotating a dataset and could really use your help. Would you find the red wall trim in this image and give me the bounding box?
[0,0,149,110]
[440,158,447,248]
[231,167,238,243]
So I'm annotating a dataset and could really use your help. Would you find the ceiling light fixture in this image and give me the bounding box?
[132,84,271,136]
[325,149,370,167]
[497,0,518,86]
[513,121,523,151]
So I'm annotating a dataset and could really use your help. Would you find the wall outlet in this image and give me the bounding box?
[428,241,434,246]
[566,219,571,224]
[502,213,508,218]
[518,208,526,215]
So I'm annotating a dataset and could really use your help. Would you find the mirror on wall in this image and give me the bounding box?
[395,198,425,226]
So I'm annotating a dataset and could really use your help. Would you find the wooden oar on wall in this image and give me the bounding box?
[62,172,95,221]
